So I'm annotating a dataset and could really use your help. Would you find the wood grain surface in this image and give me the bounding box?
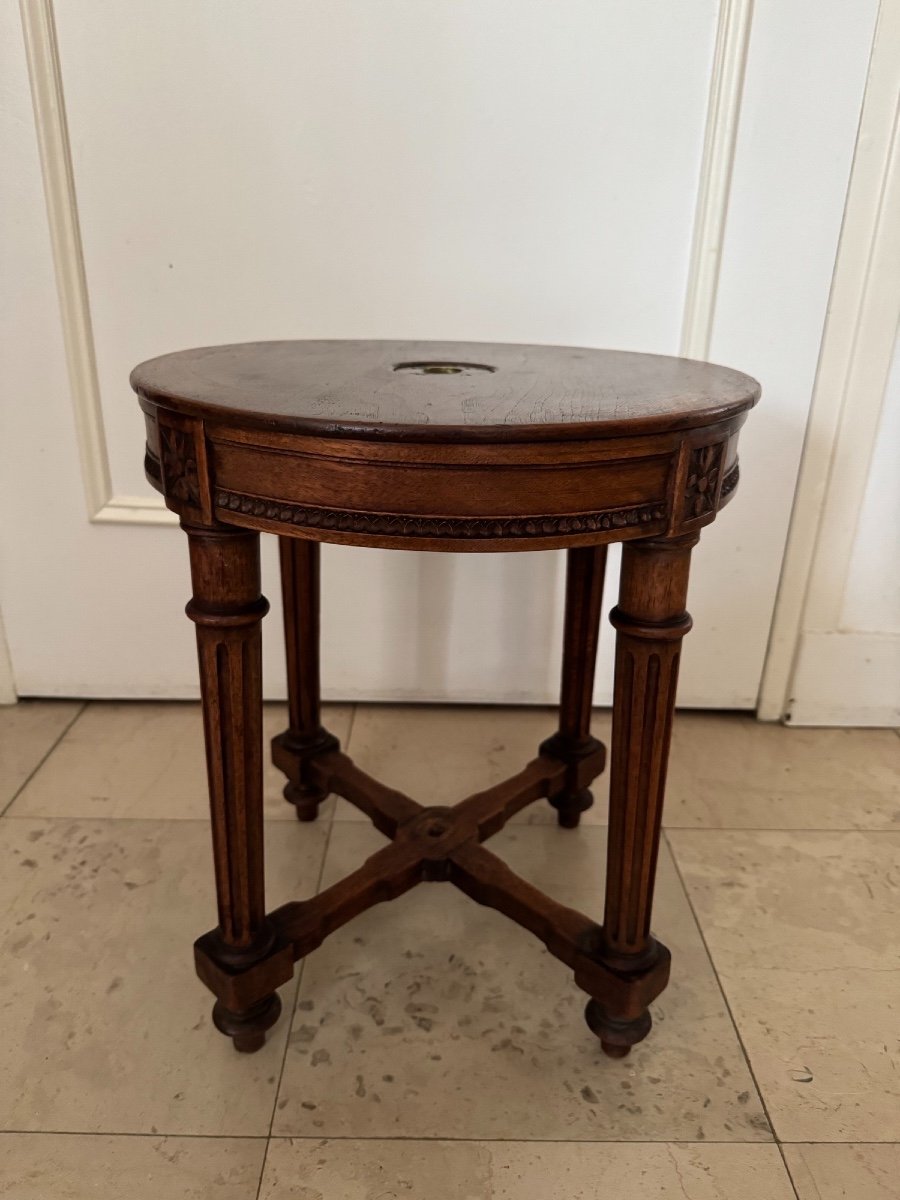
[132,340,759,442]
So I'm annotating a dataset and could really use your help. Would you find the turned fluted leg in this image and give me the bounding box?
[272,537,338,821]
[184,523,281,1052]
[586,533,697,1057]
[540,545,608,827]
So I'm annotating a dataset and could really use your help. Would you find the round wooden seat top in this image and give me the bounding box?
[131,340,758,443]
[133,340,759,552]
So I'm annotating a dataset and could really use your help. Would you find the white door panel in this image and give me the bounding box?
[56,0,716,500]
[1,1,881,705]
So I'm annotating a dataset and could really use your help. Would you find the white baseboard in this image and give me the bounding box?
[787,630,900,726]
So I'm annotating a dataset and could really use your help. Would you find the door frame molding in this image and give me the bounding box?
[757,0,900,720]
[680,0,753,361]
[20,0,174,525]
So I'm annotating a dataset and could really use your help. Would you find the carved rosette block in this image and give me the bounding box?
[160,426,202,506]
[152,414,212,523]
[682,440,726,525]
[589,533,697,1057]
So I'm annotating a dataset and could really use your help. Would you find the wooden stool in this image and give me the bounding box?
[132,341,758,1058]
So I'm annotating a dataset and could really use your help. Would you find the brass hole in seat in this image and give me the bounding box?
[393,361,496,376]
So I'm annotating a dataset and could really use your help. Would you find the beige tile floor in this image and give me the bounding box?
[0,701,897,1198]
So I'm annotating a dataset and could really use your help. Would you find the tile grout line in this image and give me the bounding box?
[3,806,897,835]
[657,825,900,835]
[0,702,88,819]
[254,834,333,1199]
[663,829,802,1200]
[775,1142,803,1198]
[252,1134,900,1146]
[254,706,355,1199]
[3,1128,879,1144]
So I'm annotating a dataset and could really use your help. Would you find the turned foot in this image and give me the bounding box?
[283,781,329,822]
[212,993,282,1053]
[584,999,652,1059]
[539,731,604,829]
[549,787,593,829]
[272,728,339,821]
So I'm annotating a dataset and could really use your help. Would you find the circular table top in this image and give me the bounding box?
[132,340,759,443]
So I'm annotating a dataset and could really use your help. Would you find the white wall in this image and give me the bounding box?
[0,0,884,713]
